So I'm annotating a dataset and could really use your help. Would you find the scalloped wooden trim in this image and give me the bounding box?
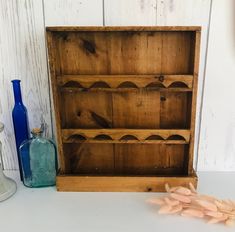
[57,75,193,89]
[62,129,190,144]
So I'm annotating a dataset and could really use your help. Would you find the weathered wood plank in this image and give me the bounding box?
[57,74,193,89]
[46,26,201,31]
[62,129,191,142]
[156,0,212,169]
[57,172,198,192]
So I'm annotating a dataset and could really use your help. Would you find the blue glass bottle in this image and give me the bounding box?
[19,128,57,187]
[11,79,30,180]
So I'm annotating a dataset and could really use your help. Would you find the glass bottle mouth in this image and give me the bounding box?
[31,128,43,136]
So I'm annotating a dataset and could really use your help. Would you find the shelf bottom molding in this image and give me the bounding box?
[56,171,197,192]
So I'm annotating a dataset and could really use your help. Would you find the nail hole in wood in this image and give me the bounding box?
[158,75,164,82]
[160,96,166,101]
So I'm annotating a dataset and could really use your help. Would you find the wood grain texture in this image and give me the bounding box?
[155,0,212,169]
[47,26,200,191]
[62,129,191,142]
[46,26,201,31]
[44,0,104,171]
[104,0,211,169]
[58,74,193,89]
[57,172,198,192]
[0,0,51,169]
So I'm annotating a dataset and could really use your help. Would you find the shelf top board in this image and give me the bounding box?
[46,26,201,32]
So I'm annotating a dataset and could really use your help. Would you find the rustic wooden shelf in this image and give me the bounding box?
[47,26,201,192]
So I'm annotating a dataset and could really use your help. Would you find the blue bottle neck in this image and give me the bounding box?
[12,80,23,104]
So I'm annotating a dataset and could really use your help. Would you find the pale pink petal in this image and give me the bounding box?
[164,197,180,206]
[181,209,204,218]
[147,198,164,205]
[205,211,223,218]
[207,215,228,224]
[175,187,192,196]
[195,200,218,212]
[214,200,233,212]
[165,183,171,193]
[225,219,235,226]
[169,204,183,214]
[159,205,172,214]
[170,193,191,203]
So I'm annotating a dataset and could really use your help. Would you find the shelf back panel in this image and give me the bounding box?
[53,31,195,75]
[63,143,188,175]
[60,90,192,129]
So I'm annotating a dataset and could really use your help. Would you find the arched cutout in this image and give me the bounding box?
[90,81,111,88]
[118,81,138,88]
[120,135,139,141]
[168,81,189,88]
[68,134,87,141]
[94,134,113,140]
[167,135,186,141]
[145,135,164,140]
[146,82,165,88]
[63,81,83,88]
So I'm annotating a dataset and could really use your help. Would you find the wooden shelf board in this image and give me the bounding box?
[60,87,192,93]
[57,74,193,89]
[47,26,201,32]
[62,129,191,143]
[62,139,188,144]
[56,171,198,192]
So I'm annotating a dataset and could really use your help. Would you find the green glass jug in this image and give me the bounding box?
[19,128,57,187]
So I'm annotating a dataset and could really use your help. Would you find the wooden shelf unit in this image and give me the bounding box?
[46,26,201,192]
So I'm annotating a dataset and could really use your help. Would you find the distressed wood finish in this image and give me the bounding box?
[46,26,201,31]
[57,172,198,192]
[155,0,212,169]
[47,26,200,191]
[58,74,193,89]
[104,0,212,170]
[62,129,190,143]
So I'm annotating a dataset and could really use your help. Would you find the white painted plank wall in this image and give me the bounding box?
[0,0,51,169]
[1,0,234,172]
[44,0,103,26]
[198,0,235,171]
[104,0,158,25]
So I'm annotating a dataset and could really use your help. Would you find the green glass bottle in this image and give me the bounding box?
[19,128,57,187]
